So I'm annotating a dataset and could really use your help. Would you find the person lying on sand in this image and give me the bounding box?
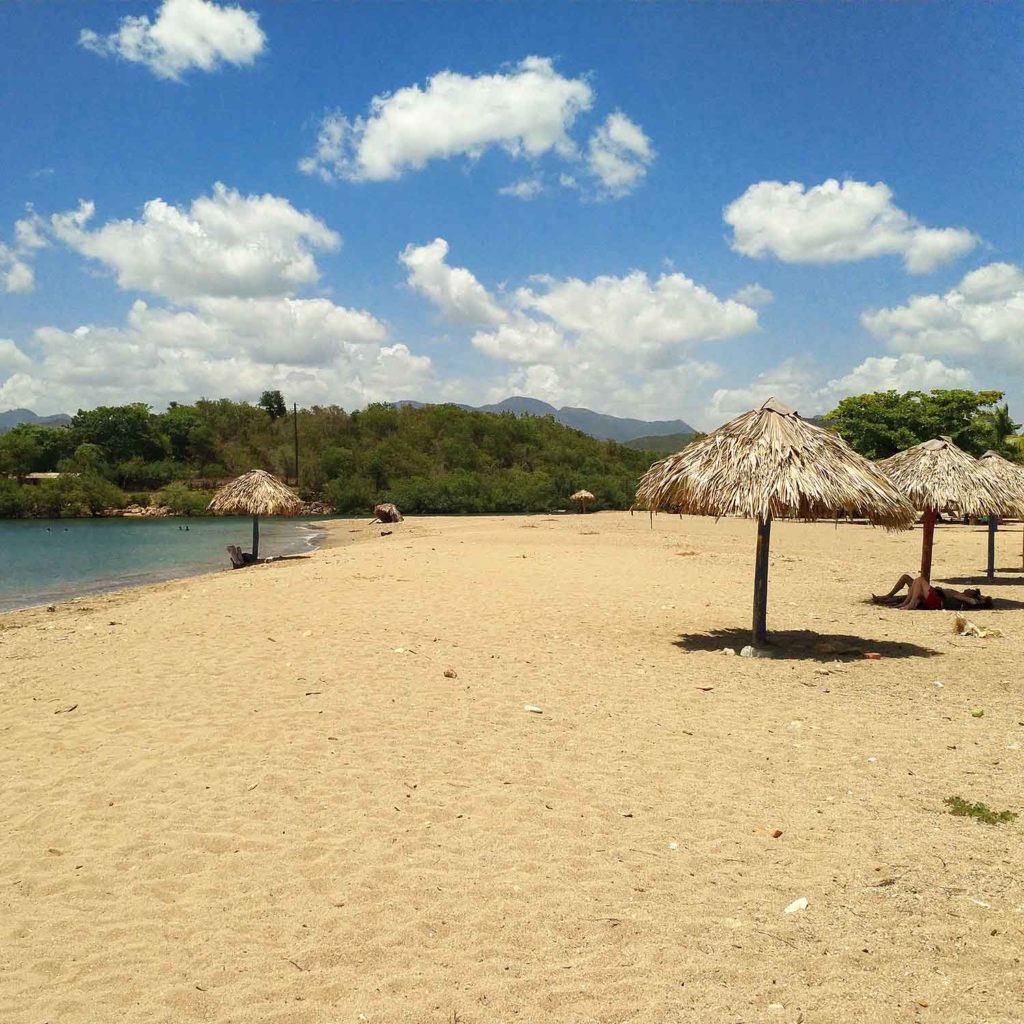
[872,574,992,611]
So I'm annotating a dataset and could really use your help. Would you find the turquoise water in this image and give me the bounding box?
[0,516,330,613]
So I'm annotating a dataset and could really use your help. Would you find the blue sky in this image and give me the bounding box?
[1,1,1021,428]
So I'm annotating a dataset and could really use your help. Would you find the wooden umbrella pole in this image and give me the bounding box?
[920,508,937,580]
[987,517,997,581]
[752,514,772,646]
[252,516,260,560]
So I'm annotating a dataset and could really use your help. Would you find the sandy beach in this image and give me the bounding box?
[2,511,1022,1023]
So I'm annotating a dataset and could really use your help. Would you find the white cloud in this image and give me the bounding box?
[399,238,506,326]
[862,262,1024,364]
[1,255,34,294]
[703,352,974,426]
[0,339,32,374]
[499,175,545,200]
[731,283,773,307]
[397,243,758,416]
[511,269,758,367]
[0,182,442,414]
[586,112,654,197]
[79,0,265,81]
[1,212,47,294]
[725,179,978,273]
[471,316,564,363]
[465,265,757,418]
[822,352,974,398]
[300,56,593,184]
[50,183,339,302]
[0,298,430,414]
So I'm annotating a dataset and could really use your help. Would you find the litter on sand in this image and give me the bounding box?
[954,616,1003,638]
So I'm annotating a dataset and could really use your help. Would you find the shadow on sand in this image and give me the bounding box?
[941,573,1024,588]
[674,628,940,662]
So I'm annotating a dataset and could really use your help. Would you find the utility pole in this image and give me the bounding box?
[293,402,300,487]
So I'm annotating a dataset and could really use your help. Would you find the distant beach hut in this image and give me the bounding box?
[571,489,595,513]
[207,469,302,561]
[635,397,915,646]
[878,437,1004,581]
[976,450,1024,578]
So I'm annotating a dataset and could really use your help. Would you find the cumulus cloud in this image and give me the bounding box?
[862,262,1024,364]
[731,283,773,307]
[1,212,47,294]
[499,175,545,200]
[0,339,32,374]
[50,183,339,302]
[725,179,978,273]
[508,269,758,368]
[0,298,430,414]
[703,352,974,426]
[300,57,593,183]
[586,112,654,197]
[79,0,265,81]
[0,182,442,414]
[399,239,506,326]
[417,253,759,417]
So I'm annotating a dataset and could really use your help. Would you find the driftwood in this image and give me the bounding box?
[373,503,404,524]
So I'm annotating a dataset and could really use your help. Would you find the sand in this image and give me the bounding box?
[1,511,1023,1023]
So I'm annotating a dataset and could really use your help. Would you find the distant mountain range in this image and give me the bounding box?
[0,408,72,433]
[399,397,696,443]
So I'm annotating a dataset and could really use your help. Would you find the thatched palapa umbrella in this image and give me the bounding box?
[977,450,1024,578]
[878,437,1004,581]
[208,469,302,559]
[571,489,595,514]
[636,398,915,646]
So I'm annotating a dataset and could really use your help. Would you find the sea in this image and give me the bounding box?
[0,516,330,614]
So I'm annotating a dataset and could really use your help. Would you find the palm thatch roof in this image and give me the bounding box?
[570,489,595,502]
[977,450,1024,517]
[207,470,302,516]
[878,437,1005,517]
[635,397,915,529]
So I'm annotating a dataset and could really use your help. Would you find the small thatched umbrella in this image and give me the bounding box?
[571,489,595,514]
[977,450,1024,578]
[636,398,915,645]
[207,469,302,559]
[878,437,1004,581]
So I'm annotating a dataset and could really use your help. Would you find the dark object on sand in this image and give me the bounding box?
[373,503,403,523]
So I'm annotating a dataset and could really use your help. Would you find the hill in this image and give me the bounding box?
[0,408,72,433]
[623,432,696,454]
[399,396,696,443]
[0,399,655,517]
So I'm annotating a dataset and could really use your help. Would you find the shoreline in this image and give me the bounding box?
[0,516,338,617]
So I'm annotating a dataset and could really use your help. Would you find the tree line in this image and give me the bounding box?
[0,388,1018,518]
[0,393,656,517]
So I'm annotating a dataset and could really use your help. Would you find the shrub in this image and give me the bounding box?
[159,482,211,516]
[27,473,128,517]
[0,478,28,516]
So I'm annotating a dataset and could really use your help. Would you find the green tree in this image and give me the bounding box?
[70,404,168,464]
[824,390,1009,459]
[258,390,287,421]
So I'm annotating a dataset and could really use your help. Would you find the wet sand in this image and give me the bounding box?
[2,512,1022,1023]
